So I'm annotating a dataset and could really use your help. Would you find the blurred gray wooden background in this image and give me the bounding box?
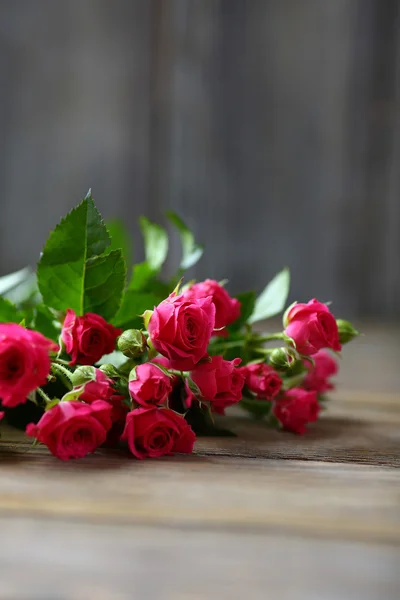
[0,0,399,319]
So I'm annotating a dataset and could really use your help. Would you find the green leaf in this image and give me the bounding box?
[240,397,272,420]
[84,250,126,319]
[33,305,61,341]
[106,219,133,266]
[139,216,168,272]
[0,267,40,309]
[112,290,161,330]
[0,267,32,296]
[128,262,156,292]
[184,403,237,437]
[228,291,256,332]
[37,192,126,320]
[166,211,203,270]
[0,298,23,323]
[249,267,290,324]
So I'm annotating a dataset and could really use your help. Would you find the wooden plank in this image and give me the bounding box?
[0,517,399,600]
[0,450,398,545]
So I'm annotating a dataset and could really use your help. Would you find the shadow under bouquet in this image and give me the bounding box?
[0,192,359,460]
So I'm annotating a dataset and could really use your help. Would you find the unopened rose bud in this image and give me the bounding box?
[117,329,147,359]
[99,363,121,379]
[269,347,294,371]
[336,319,359,344]
[70,365,96,387]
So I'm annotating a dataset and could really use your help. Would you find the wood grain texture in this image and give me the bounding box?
[0,326,399,599]
[1,518,399,600]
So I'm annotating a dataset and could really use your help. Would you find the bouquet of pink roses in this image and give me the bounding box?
[0,192,358,460]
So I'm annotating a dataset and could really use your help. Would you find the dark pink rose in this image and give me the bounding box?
[147,293,215,371]
[78,368,115,403]
[121,407,196,459]
[183,280,241,333]
[241,363,282,400]
[26,400,112,460]
[61,309,122,366]
[151,355,180,387]
[190,356,245,415]
[0,324,58,408]
[76,368,128,424]
[303,350,338,394]
[273,388,320,435]
[284,299,341,355]
[129,362,173,407]
[0,411,4,421]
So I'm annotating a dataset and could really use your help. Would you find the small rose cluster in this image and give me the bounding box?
[0,277,357,460]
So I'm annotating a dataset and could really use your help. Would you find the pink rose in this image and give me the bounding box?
[148,293,215,371]
[190,356,245,414]
[0,324,58,408]
[26,400,112,460]
[303,350,338,394]
[151,355,180,387]
[77,368,128,423]
[121,407,196,459]
[241,363,282,400]
[129,362,173,407]
[284,299,341,355]
[0,411,4,421]
[273,388,320,435]
[183,280,240,333]
[61,309,122,366]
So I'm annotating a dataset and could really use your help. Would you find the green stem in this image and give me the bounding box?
[37,387,52,405]
[51,362,73,390]
[252,347,275,356]
[252,333,286,344]
[54,358,71,366]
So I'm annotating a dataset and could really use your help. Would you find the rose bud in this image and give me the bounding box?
[118,329,147,359]
[269,347,295,370]
[241,363,282,400]
[68,366,128,425]
[182,279,241,333]
[0,323,58,408]
[61,309,122,366]
[190,356,245,415]
[273,388,320,435]
[336,319,359,345]
[121,406,196,459]
[303,350,338,394]
[284,299,341,356]
[26,400,112,460]
[147,293,215,371]
[129,362,173,407]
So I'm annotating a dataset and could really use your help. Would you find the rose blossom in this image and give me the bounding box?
[303,350,338,394]
[273,388,320,435]
[183,280,240,332]
[147,293,215,371]
[121,407,196,459]
[0,323,58,408]
[26,400,112,460]
[61,309,122,366]
[76,368,128,424]
[284,299,341,356]
[0,412,4,421]
[190,356,245,414]
[241,363,282,400]
[129,362,173,407]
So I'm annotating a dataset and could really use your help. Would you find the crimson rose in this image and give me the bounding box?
[121,407,196,459]
[61,309,122,365]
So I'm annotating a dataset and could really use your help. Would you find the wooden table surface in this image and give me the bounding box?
[0,324,399,600]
